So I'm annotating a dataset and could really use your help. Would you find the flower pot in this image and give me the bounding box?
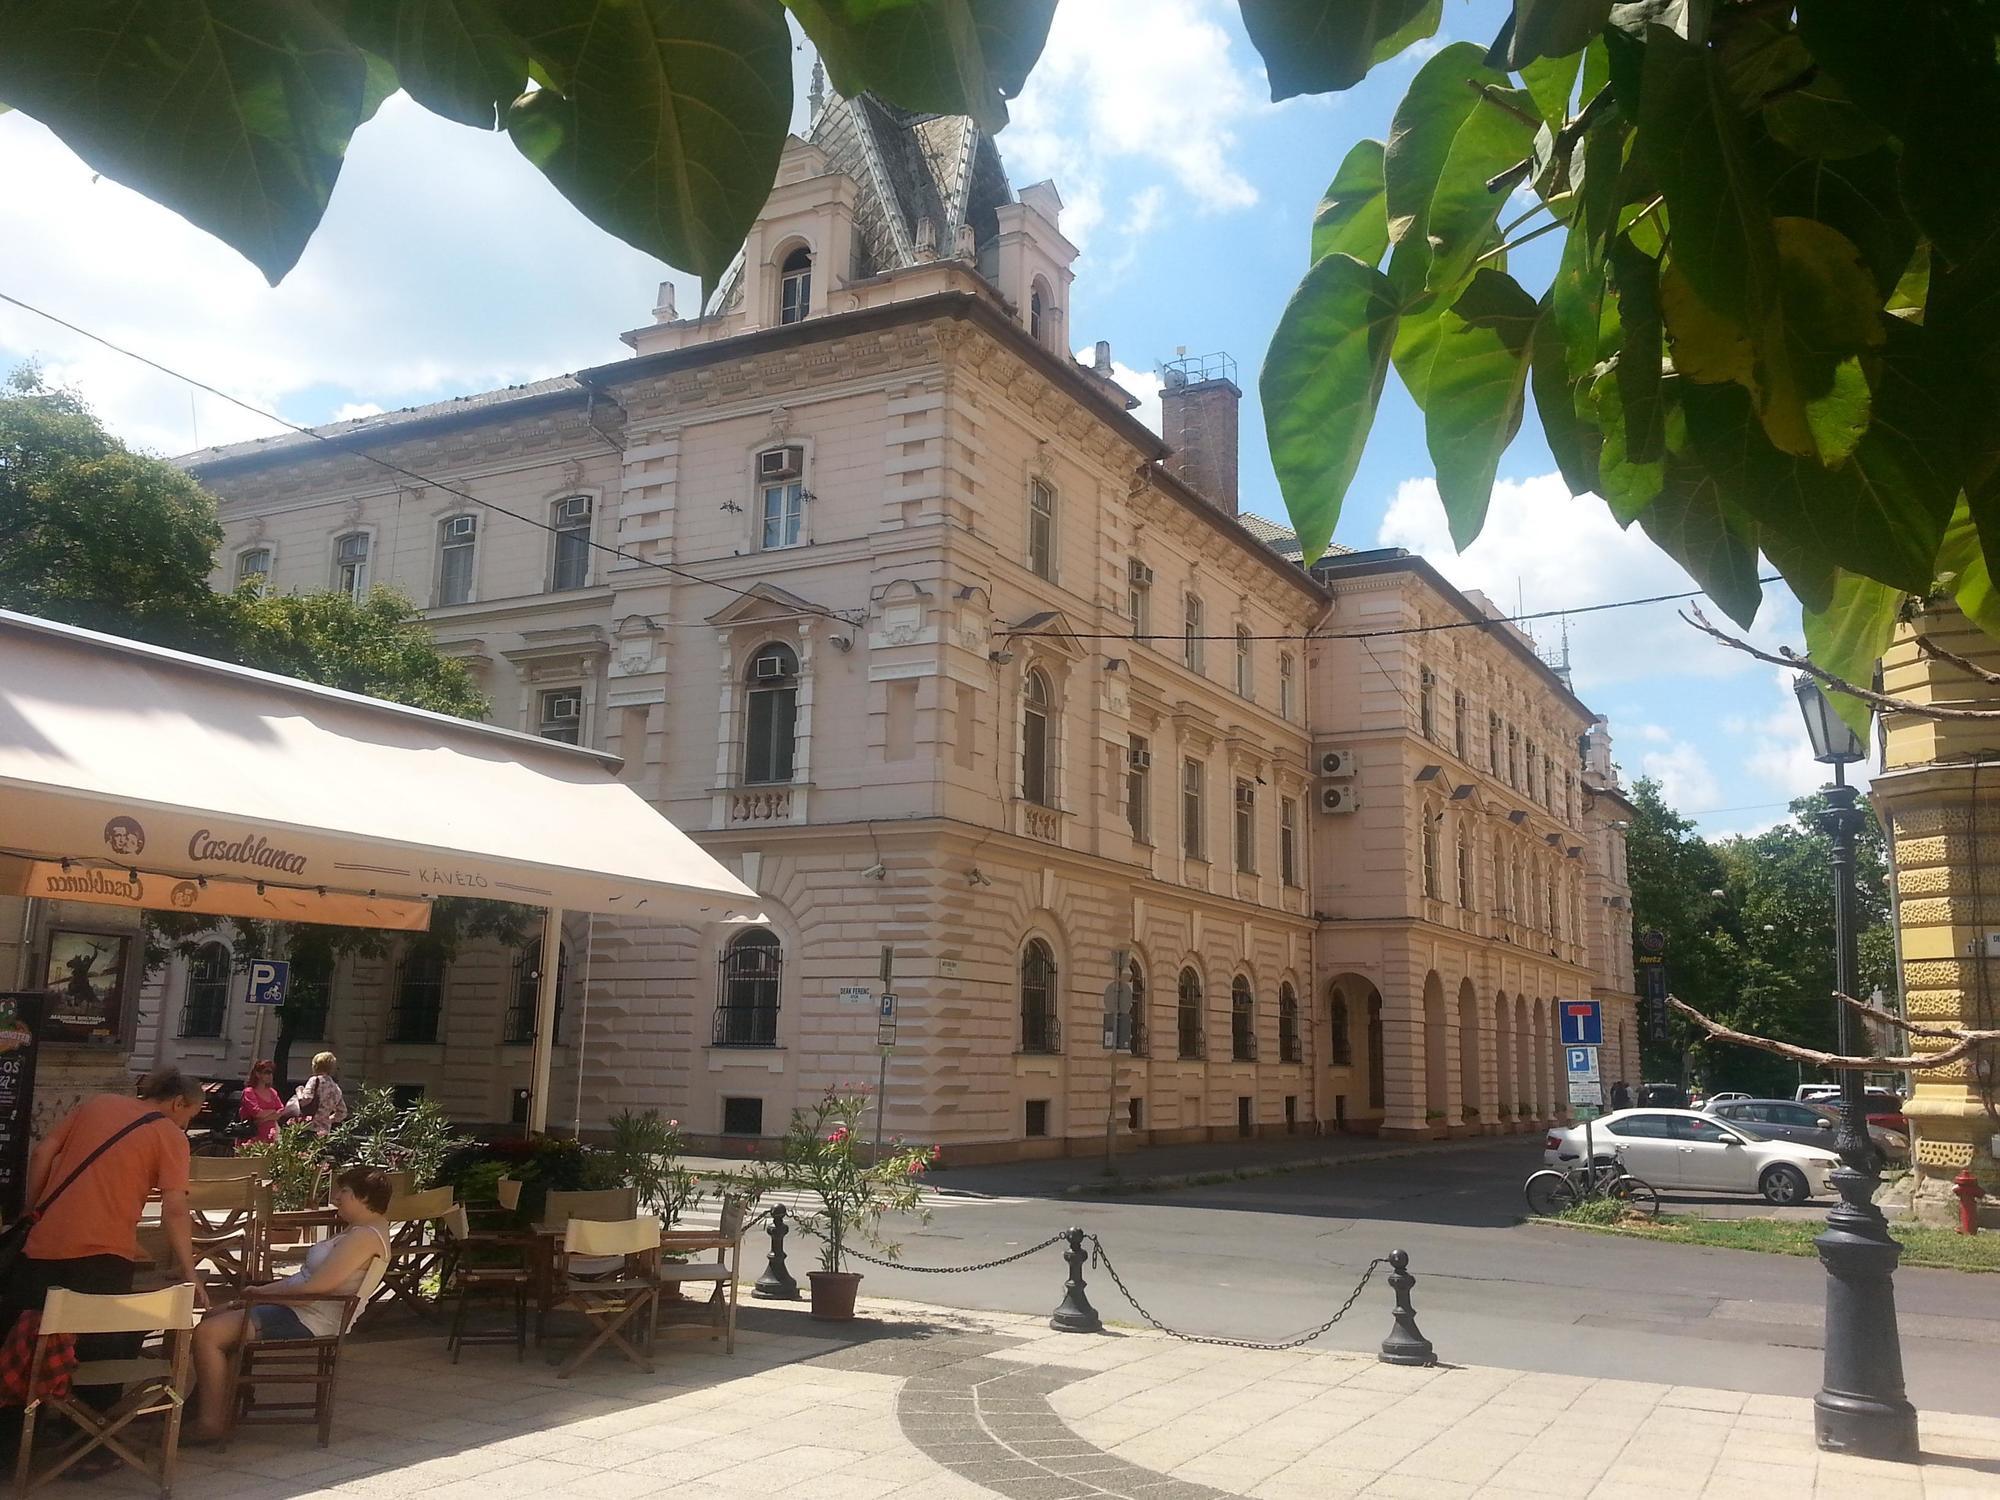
[808,1270,862,1321]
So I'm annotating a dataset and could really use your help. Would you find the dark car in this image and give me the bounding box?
[1636,1083,1687,1108]
[1707,1097,1909,1160]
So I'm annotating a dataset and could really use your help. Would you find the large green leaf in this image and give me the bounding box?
[0,0,369,284]
[1262,253,1402,562]
[1936,501,2000,641]
[1757,215,1880,466]
[1608,235,1663,464]
[1518,51,1581,130]
[1589,363,1665,522]
[504,0,792,282]
[1800,570,1904,740]
[1241,0,1442,99]
[782,0,1055,132]
[1505,0,1612,68]
[1638,461,1762,627]
[1384,43,1537,294]
[1424,268,1541,546]
[1312,139,1389,269]
[1767,147,1914,299]
[1530,295,1601,497]
[1928,237,2000,603]
[330,0,528,128]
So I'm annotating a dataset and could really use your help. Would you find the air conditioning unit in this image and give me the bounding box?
[752,652,792,682]
[1318,748,1358,778]
[1127,559,1155,586]
[546,693,582,721]
[758,445,804,481]
[1127,746,1152,770]
[1318,784,1361,815]
[442,515,476,540]
[1234,783,1256,807]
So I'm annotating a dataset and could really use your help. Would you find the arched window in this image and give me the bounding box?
[716,928,782,1045]
[1177,968,1204,1059]
[1278,982,1300,1063]
[506,940,568,1045]
[550,495,592,591]
[1029,278,1052,344]
[1421,812,1440,900]
[1020,939,1059,1053]
[1125,957,1146,1055]
[1328,986,1353,1066]
[179,942,229,1038]
[1022,668,1055,807]
[1456,821,1473,908]
[779,246,812,324]
[743,642,799,785]
[1418,665,1436,740]
[1231,975,1256,1061]
[389,944,446,1043]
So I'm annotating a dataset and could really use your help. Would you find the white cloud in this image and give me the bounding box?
[1078,353,1165,434]
[1639,738,1722,812]
[1008,0,1263,259]
[1376,471,1798,693]
[0,96,680,455]
[1633,723,1673,744]
[1737,668,1838,803]
[331,402,384,423]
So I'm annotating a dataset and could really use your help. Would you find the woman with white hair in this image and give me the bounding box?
[281,1052,348,1135]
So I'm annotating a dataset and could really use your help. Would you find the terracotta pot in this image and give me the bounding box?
[808,1270,862,1321]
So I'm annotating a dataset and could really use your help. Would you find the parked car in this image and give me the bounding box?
[1635,1083,1687,1108]
[1705,1097,1909,1161]
[1792,1086,1907,1135]
[1544,1108,1839,1205]
[1705,1091,1751,1104]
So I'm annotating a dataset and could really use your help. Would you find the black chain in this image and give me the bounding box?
[793,1224,1069,1273]
[1087,1237,1388,1351]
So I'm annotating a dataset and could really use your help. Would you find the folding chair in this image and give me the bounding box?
[225,1254,388,1448]
[657,1197,747,1354]
[439,1206,532,1363]
[377,1186,454,1314]
[189,1156,264,1183]
[533,1188,636,1337]
[547,1216,662,1378]
[187,1176,266,1292]
[14,1283,197,1497]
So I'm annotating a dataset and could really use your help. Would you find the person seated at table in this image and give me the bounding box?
[184,1165,392,1441]
[237,1059,285,1147]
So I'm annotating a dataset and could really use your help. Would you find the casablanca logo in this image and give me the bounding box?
[187,828,309,876]
[41,868,145,902]
[102,816,146,857]
[169,881,200,909]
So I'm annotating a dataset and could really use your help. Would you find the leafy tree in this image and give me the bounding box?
[2,367,526,1087]
[9,3,1989,728]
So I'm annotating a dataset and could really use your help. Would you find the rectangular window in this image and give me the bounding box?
[1126,735,1151,843]
[1028,479,1055,580]
[236,549,271,592]
[1235,626,1253,698]
[551,495,592,590]
[1025,1099,1050,1138]
[722,1097,764,1136]
[1182,759,1205,860]
[437,515,476,606]
[1489,711,1502,774]
[744,680,799,784]
[1279,654,1295,720]
[1127,560,1152,639]
[1508,727,1520,788]
[334,533,369,600]
[1453,691,1468,760]
[1280,797,1300,887]
[1543,755,1555,808]
[761,480,805,549]
[1183,593,1204,671]
[389,948,445,1044]
[1234,780,1256,873]
[539,690,582,745]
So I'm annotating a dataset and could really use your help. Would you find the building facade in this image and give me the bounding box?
[123,89,1637,1159]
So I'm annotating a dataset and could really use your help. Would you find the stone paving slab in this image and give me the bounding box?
[59,1297,2000,1498]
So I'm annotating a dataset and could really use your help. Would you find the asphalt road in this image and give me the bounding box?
[778,1139,2000,1418]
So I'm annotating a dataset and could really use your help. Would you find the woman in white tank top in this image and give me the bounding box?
[185,1165,393,1441]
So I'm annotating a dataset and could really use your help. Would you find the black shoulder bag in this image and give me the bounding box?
[0,1111,168,1285]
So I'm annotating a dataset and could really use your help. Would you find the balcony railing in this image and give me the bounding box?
[712,1004,779,1047]
[1177,1021,1205,1060]
[729,788,794,824]
[1231,1026,1258,1063]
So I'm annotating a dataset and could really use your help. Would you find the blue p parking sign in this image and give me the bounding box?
[248,960,289,1007]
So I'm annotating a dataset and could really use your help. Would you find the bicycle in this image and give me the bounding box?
[1523,1148,1660,1218]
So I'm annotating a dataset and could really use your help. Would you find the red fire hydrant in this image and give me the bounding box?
[1954,1168,1985,1235]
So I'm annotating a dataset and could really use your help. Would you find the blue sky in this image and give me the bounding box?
[0,0,1832,835]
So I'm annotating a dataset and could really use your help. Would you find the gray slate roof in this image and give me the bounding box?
[1236,512,1355,563]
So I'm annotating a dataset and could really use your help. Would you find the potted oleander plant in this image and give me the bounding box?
[775,1091,934,1320]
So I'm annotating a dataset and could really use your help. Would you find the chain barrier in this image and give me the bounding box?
[1087,1237,1388,1351]
[792,1223,1069,1273]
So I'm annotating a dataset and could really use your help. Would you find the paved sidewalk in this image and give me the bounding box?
[108,1296,2000,1499]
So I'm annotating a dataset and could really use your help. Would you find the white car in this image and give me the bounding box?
[1544,1108,1839,1205]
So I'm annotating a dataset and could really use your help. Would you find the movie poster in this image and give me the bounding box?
[41,930,130,1043]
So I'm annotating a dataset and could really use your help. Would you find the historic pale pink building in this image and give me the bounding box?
[126,87,1637,1159]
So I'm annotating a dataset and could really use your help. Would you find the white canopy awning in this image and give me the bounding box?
[0,609,761,926]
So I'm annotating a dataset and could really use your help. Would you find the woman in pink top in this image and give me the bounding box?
[237,1060,284,1147]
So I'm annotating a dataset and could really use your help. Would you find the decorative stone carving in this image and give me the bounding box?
[561,458,586,487]
[611,614,664,677]
[766,405,794,442]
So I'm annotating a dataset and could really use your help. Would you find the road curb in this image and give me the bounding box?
[1058,1136,1521,1197]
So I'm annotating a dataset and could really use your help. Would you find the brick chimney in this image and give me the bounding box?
[1159,350,1240,515]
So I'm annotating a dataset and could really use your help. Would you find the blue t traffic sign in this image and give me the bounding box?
[1558,999,1603,1047]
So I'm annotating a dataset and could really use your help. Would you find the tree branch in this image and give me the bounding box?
[1669,995,1996,1072]
[1468,78,1540,128]
[1836,990,1965,1041]
[1914,632,2000,687]
[1681,607,2000,721]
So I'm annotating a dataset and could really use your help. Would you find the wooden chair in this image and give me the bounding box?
[224,1254,388,1448]
[657,1196,747,1354]
[381,1169,416,1199]
[378,1187,454,1314]
[187,1176,266,1292]
[547,1216,662,1377]
[14,1283,197,1496]
[533,1187,637,1336]
[439,1206,532,1363]
[189,1156,264,1182]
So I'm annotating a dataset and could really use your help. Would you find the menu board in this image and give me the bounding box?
[0,995,43,1221]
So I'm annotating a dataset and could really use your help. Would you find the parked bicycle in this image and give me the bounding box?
[1523,1147,1660,1218]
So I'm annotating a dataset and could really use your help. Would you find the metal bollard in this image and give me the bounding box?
[752,1202,801,1300]
[1378,1248,1436,1366]
[1049,1226,1102,1333]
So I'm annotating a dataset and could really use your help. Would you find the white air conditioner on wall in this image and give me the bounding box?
[752,653,791,682]
[1318,748,1358,778]
[1128,747,1152,770]
[546,693,582,721]
[1319,784,1361,815]
[758,445,804,481]
[1127,559,1155,586]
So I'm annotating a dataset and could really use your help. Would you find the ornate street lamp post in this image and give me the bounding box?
[1792,675,1918,1461]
